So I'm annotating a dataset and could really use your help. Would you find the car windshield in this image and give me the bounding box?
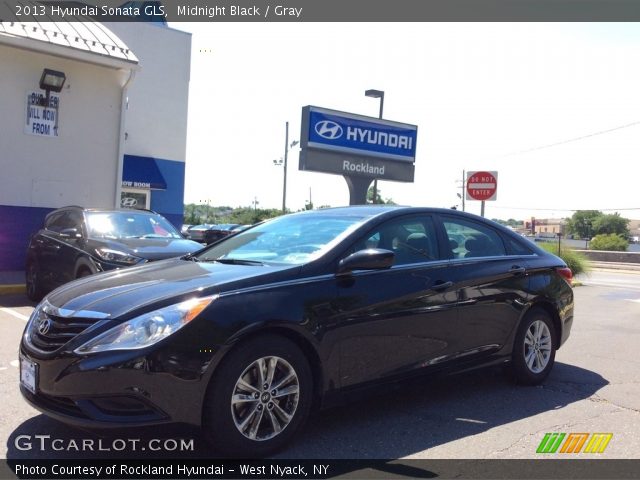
[195,212,368,265]
[86,212,182,239]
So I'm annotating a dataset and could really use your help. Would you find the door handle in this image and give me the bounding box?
[510,265,526,275]
[431,280,453,291]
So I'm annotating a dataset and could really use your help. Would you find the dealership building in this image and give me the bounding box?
[0,18,191,271]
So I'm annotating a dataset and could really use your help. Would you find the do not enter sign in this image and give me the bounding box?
[466,171,498,201]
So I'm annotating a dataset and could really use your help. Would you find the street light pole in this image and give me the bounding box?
[273,123,298,215]
[282,121,289,214]
[365,89,384,203]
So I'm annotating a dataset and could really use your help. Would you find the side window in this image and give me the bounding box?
[353,216,440,266]
[46,212,72,233]
[443,217,506,259]
[505,236,535,255]
[44,213,63,231]
[46,211,83,235]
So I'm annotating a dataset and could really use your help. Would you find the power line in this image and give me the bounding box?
[496,120,640,159]
[489,206,640,212]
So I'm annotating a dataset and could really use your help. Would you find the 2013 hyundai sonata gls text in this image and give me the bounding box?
[20,206,574,456]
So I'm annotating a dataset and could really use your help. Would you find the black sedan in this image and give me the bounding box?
[19,206,573,456]
[185,223,216,243]
[202,223,241,244]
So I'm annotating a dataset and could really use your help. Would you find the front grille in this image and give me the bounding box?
[26,301,107,354]
[30,314,95,352]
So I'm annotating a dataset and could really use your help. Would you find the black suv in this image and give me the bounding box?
[25,207,202,300]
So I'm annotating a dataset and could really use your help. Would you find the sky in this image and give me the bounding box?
[172,22,640,220]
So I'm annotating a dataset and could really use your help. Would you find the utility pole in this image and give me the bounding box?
[462,169,465,212]
[282,121,289,214]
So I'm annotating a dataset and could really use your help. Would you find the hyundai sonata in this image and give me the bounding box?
[20,206,573,455]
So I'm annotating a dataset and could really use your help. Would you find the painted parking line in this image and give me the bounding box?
[0,308,29,321]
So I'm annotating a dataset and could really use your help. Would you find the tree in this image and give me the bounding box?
[367,186,396,205]
[566,210,602,239]
[367,186,383,204]
[592,213,629,237]
[590,233,628,251]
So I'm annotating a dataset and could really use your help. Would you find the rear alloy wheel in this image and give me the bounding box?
[26,262,43,301]
[203,335,312,456]
[511,308,557,385]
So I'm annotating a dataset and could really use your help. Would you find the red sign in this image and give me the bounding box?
[466,171,498,201]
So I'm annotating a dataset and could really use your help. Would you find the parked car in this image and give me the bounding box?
[20,206,573,456]
[230,224,252,234]
[202,223,241,244]
[25,207,202,301]
[185,224,216,243]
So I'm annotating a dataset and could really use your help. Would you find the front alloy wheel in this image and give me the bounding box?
[231,356,299,441]
[204,335,312,456]
[511,308,557,385]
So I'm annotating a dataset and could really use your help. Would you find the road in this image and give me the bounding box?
[577,268,640,292]
[0,270,639,464]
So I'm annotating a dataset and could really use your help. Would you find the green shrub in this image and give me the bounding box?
[538,242,590,276]
[589,233,628,252]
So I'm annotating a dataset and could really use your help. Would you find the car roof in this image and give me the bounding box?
[50,206,159,215]
[289,205,483,220]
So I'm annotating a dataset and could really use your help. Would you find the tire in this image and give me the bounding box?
[26,261,44,302]
[76,268,92,279]
[511,308,557,385]
[203,335,313,457]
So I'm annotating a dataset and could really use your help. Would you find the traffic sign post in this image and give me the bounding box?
[466,171,498,217]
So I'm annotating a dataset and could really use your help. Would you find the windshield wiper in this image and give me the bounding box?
[182,253,199,262]
[209,258,264,266]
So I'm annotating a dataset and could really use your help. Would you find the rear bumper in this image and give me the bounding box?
[559,314,573,348]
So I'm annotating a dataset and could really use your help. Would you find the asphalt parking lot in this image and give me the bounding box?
[0,269,638,462]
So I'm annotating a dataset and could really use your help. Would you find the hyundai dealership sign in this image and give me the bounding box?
[307,107,417,162]
[300,106,417,182]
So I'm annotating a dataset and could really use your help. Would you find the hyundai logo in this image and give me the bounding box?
[315,120,343,140]
[37,318,52,335]
[121,197,138,208]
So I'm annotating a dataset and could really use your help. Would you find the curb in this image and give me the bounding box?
[0,284,26,295]
[589,262,640,272]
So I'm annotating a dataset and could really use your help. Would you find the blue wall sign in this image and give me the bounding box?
[303,106,417,163]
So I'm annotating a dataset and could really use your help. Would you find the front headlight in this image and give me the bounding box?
[74,295,217,354]
[95,248,142,265]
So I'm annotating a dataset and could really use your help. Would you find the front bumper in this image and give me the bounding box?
[18,343,219,430]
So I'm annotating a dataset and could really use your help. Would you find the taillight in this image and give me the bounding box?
[557,267,573,285]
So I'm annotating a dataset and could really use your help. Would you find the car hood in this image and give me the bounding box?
[88,237,202,260]
[46,258,297,319]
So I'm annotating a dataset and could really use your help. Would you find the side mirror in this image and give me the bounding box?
[337,248,395,275]
[59,227,81,239]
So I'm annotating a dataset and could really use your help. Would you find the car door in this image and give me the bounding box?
[45,210,86,287]
[438,214,533,360]
[32,212,64,290]
[333,214,462,388]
